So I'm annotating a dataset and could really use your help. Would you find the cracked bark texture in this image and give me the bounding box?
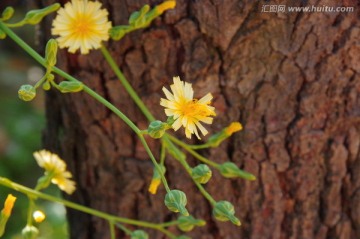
[36,0,360,238]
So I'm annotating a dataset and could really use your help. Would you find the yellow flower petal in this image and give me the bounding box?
[160,76,216,139]
[148,178,161,194]
[34,150,76,194]
[51,0,112,54]
[2,194,16,217]
[225,122,243,136]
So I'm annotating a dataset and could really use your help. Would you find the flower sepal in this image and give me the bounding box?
[130,230,149,239]
[23,3,61,25]
[1,7,14,21]
[191,164,212,184]
[58,81,84,93]
[129,4,150,28]
[18,85,36,101]
[177,215,206,232]
[45,39,58,68]
[219,162,256,181]
[213,201,241,226]
[21,225,39,239]
[0,29,6,39]
[164,190,189,216]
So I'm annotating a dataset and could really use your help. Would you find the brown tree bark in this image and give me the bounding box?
[38,0,360,238]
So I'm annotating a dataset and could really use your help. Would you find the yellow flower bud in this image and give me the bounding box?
[2,194,16,217]
[33,210,46,223]
[148,178,161,194]
[156,1,176,14]
[225,122,243,136]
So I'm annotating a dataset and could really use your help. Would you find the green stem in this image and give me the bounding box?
[26,199,34,226]
[0,177,167,230]
[158,220,179,227]
[100,45,155,122]
[115,223,132,235]
[109,221,116,239]
[167,135,220,169]
[163,136,217,206]
[187,143,211,150]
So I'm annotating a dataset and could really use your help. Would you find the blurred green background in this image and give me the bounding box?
[0,1,68,238]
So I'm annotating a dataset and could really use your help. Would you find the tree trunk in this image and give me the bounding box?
[38,0,360,238]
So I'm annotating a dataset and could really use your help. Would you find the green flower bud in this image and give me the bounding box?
[109,25,131,41]
[42,81,51,91]
[45,39,58,67]
[21,225,39,239]
[129,5,150,28]
[213,201,241,226]
[219,162,256,181]
[23,3,60,25]
[191,164,212,184]
[130,230,149,239]
[1,7,14,21]
[148,120,167,139]
[164,190,189,216]
[0,29,6,40]
[175,236,191,239]
[18,85,36,101]
[58,81,84,93]
[177,216,206,232]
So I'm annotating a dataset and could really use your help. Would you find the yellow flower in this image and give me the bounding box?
[33,210,46,223]
[160,76,216,139]
[225,122,243,136]
[2,194,16,217]
[51,0,112,54]
[148,178,161,194]
[156,1,176,14]
[34,150,76,194]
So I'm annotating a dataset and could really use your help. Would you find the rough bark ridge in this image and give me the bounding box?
[39,0,360,238]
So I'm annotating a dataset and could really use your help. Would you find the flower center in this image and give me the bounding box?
[72,14,92,36]
[181,100,212,118]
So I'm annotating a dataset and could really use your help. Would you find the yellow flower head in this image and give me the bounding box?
[156,0,176,14]
[51,0,112,54]
[33,150,76,194]
[148,178,161,195]
[225,122,243,136]
[2,194,16,217]
[33,210,46,223]
[160,76,216,139]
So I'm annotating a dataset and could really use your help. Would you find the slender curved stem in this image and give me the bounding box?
[109,221,116,239]
[100,45,155,122]
[167,135,220,169]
